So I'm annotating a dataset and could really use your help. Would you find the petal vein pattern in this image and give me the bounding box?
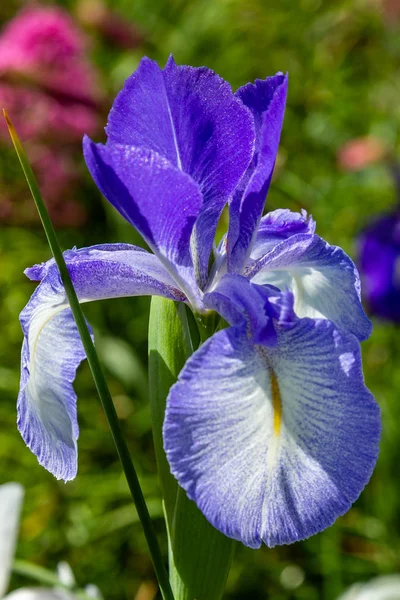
[245,233,372,340]
[18,244,185,481]
[250,209,316,259]
[227,74,288,272]
[83,141,203,306]
[87,55,255,286]
[163,320,380,548]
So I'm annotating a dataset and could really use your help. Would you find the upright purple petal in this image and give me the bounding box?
[98,55,255,285]
[83,140,202,306]
[164,320,380,548]
[19,244,185,481]
[227,74,288,273]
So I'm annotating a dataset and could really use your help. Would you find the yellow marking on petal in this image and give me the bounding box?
[271,371,282,436]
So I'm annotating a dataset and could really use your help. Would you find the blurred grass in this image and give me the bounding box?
[1,0,400,598]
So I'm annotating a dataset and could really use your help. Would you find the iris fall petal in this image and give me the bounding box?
[163,319,380,548]
[18,244,185,480]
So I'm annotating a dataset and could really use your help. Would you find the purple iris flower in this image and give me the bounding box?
[359,211,400,322]
[17,56,380,548]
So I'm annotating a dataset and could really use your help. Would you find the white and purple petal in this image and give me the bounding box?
[227,74,288,273]
[245,233,372,341]
[19,244,185,481]
[163,320,380,548]
[94,55,256,285]
[251,209,316,259]
[0,483,24,597]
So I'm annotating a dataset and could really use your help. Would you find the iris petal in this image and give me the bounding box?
[83,141,202,306]
[246,233,372,341]
[19,244,185,481]
[163,320,380,548]
[251,209,316,259]
[205,274,295,346]
[94,55,255,286]
[227,74,288,273]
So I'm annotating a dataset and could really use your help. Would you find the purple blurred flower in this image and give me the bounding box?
[359,211,400,321]
[16,57,380,548]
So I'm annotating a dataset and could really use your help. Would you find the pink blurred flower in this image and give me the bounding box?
[0,4,103,227]
[337,137,387,172]
[0,5,101,106]
[1,146,87,227]
[0,83,98,142]
[369,0,400,24]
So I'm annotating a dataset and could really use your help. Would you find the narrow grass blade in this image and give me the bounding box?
[4,110,174,600]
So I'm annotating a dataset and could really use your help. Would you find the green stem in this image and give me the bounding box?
[149,297,235,600]
[4,111,174,600]
[195,311,219,344]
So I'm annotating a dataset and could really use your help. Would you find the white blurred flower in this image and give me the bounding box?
[338,575,400,600]
[0,483,101,600]
[0,484,24,598]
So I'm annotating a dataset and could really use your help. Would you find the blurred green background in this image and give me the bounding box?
[1,0,400,598]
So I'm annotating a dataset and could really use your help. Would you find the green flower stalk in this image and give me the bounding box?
[149,298,235,599]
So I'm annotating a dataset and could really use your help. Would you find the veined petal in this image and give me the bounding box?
[19,244,185,481]
[227,74,288,273]
[103,55,256,285]
[251,209,316,259]
[204,274,295,346]
[163,320,380,548]
[105,56,255,198]
[83,141,202,306]
[245,233,372,341]
[0,483,24,597]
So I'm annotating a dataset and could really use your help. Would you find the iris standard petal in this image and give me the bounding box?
[251,209,316,259]
[101,55,255,285]
[83,140,202,305]
[227,74,288,273]
[245,233,372,341]
[0,483,24,597]
[19,244,185,481]
[163,319,380,548]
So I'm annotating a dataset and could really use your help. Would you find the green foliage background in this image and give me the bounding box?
[1,0,400,598]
